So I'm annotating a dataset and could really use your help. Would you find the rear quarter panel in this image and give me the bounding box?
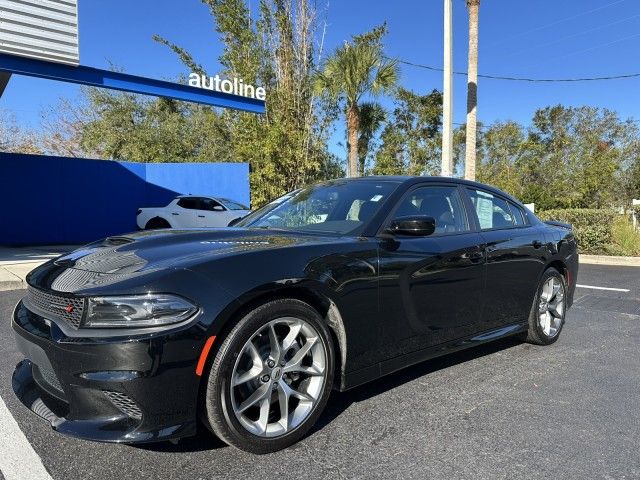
[543,225,579,307]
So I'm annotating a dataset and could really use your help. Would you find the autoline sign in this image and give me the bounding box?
[188,73,266,100]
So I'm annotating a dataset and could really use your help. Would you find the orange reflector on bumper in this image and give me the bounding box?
[195,336,216,376]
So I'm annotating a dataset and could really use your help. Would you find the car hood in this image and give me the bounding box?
[49,228,343,276]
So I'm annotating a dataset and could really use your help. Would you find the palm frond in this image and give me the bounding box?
[371,59,399,96]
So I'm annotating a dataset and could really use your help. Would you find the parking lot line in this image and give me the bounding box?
[0,395,53,480]
[576,284,630,293]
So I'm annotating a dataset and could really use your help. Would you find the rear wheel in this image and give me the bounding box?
[144,217,171,230]
[523,267,567,345]
[203,299,334,453]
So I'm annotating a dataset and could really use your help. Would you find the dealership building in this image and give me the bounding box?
[0,0,264,245]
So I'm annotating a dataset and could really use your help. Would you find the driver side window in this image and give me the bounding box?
[201,198,225,211]
[393,185,469,234]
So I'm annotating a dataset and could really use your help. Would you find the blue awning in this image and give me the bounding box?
[0,53,265,114]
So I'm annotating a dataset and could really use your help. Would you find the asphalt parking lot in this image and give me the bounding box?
[0,264,638,480]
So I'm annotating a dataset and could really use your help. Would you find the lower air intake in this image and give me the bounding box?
[33,364,64,393]
[103,390,143,420]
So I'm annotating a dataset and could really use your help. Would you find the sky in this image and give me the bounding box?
[2,0,640,158]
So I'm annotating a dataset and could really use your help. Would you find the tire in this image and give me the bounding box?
[144,217,171,230]
[523,267,567,345]
[203,299,335,453]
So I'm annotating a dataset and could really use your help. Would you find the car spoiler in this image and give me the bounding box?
[543,220,572,230]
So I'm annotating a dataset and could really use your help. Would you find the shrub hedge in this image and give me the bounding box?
[537,209,617,254]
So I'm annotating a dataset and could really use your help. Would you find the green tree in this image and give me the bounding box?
[68,0,339,207]
[357,102,386,174]
[371,127,404,176]
[77,88,232,163]
[373,88,442,175]
[156,0,339,205]
[476,121,528,196]
[0,109,42,154]
[316,24,398,177]
[477,106,640,209]
[529,105,628,208]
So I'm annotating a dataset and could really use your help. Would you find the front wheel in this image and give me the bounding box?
[523,267,567,345]
[203,299,335,453]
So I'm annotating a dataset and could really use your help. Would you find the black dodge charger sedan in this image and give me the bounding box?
[12,176,578,453]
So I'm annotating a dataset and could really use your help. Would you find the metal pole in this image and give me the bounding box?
[441,0,454,176]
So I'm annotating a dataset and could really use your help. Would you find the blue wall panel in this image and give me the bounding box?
[0,153,249,245]
[144,162,250,207]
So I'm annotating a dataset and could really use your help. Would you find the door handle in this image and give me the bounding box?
[532,240,543,249]
[463,249,485,263]
[469,251,484,262]
[198,215,205,218]
[171,213,179,216]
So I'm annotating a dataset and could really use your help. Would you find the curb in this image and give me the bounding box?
[0,263,41,292]
[0,278,24,292]
[580,255,640,267]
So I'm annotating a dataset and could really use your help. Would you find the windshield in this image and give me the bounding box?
[219,198,249,210]
[236,180,400,235]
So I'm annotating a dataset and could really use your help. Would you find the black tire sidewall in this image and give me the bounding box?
[205,299,335,454]
[145,218,170,230]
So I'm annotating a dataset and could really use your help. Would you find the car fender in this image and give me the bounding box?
[199,277,349,387]
[137,209,163,228]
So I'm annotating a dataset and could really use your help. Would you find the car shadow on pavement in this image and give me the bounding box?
[312,336,523,434]
[136,336,523,453]
[135,426,228,453]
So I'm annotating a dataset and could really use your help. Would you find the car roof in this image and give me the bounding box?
[176,178,524,208]
[326,176,524,206]
[176,194,245,199]
[175,194,220,200]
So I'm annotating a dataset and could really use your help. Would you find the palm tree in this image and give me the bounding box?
[357,102,386,175]
[465,0,480,181]
[317,25,398,177]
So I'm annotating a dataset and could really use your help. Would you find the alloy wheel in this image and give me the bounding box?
[230,317,327,437]
[538,276,565,338]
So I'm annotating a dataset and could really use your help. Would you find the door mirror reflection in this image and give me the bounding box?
[387,216,436,236]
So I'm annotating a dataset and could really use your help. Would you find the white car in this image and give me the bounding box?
[136,195,251,230]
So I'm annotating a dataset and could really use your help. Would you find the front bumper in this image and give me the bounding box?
[11,300,205,443]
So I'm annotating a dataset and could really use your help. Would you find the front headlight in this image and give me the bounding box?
[84,294,198,328]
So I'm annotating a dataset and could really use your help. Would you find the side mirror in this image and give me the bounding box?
[213,205,225,211]
[387,216,436,237]
[227,216,243,227]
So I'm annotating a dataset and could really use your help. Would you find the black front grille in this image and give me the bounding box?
[103,391,143,420]
[26,286,85,329]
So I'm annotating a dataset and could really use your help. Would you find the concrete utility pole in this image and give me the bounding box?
[441,0,454,177]
[464,0,480,181]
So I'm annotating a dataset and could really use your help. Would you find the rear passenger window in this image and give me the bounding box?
[177,198,200,210]
[508,202,526,226]
[467,189,515,230]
